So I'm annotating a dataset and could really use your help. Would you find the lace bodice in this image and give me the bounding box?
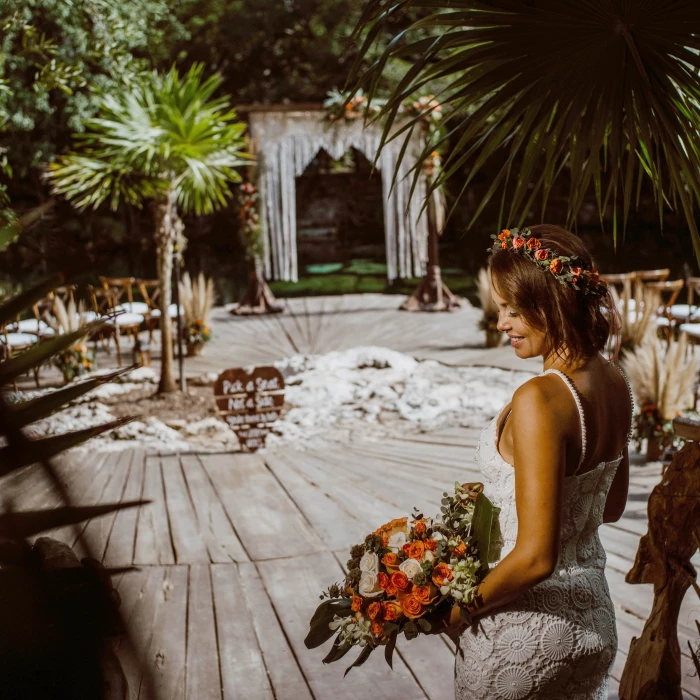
[455,367,632,699]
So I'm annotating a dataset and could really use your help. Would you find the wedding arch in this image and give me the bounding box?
[246,104,429,283]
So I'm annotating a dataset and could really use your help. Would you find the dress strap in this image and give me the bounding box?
[610,360,635,445]
[543,369,587,474]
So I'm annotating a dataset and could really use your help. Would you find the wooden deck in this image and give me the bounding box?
[6,433,699,700]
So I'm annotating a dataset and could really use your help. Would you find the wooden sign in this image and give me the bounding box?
[214,367,285,452]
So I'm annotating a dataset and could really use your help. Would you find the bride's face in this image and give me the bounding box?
[491,283,548,359]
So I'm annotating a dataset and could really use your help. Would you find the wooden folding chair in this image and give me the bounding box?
[648,279,684,343]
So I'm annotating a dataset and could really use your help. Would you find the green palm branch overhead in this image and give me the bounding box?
[48,64,250,392]
[349,0,700,258]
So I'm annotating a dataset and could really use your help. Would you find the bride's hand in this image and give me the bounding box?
[461,482,484,501]
[422,605,466,642]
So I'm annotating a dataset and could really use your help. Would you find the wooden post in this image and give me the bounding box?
[400,179,462,312]
[618,417,700,699]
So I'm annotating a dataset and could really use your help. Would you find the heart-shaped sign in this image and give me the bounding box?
[214,366,285,452]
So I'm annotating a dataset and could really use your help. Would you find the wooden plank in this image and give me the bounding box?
[114,566,166,700]
[181,455,249,563]
[134,456,175,566]
[256,551,429,700]
[202,453,324,561]
[138,565,188,700]
[76,448,135,560]
[104,448,146,567]
[234,562,312,700]
[160,455,209,563]
[210,564,275,700]
[394,634,455,700]
[186,565,222,700]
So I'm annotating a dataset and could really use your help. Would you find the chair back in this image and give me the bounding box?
[100,277,135,306]
[136,279,160,311]
[646,279,684,321]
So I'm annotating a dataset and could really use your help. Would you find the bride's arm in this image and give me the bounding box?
[446,378,567,627]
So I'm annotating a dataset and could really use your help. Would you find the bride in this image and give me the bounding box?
[435,225,633,698]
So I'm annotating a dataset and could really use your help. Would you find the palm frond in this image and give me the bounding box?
[350,1,700,259]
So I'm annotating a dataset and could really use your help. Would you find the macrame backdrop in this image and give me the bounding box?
[248,109,429,282]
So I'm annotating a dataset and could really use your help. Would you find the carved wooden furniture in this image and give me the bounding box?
[618,417,700,699]
[649,279,685,342]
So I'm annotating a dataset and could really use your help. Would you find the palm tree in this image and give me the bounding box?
[348,1,700,259]
[48,64,249,392]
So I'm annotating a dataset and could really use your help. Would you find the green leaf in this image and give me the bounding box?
[0,275,64,328]
[0,320,109,386]
[308,597,351,630]
[471,492,497,572]
[322,635,353,665]
[8,365,137,427]
[0,500,149,540]
[384,630,398,669]
[0,417,136,475]
[344,644,374,676]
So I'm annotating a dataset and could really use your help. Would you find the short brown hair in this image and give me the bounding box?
[490,224,620,363]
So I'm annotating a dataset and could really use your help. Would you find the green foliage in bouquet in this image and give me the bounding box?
[305,482,496,675]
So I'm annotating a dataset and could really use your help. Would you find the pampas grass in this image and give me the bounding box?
[614,284,659,351]
[622,330,699,418]
[45,297,89,338]
[179,272,214,328]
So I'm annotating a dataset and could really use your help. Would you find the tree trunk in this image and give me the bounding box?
[153,191,178,394]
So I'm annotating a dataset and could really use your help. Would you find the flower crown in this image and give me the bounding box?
[488,228,607,297]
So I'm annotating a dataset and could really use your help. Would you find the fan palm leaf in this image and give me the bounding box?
[349,1,700,258]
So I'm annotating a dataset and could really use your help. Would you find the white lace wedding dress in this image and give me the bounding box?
[455,368,631,699]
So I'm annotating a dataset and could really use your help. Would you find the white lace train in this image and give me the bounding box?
[455,370,624,699]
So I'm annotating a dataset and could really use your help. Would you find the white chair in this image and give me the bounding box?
[149,303,184,320]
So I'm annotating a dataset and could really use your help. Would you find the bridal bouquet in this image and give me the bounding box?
[305,482,495,674]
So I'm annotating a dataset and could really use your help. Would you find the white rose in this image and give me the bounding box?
[359,551,379,574]
[387,531,407,553]
[431,532,444,541]
[358,572,383,598]
[422,550,436,564]
[399,558,423,580]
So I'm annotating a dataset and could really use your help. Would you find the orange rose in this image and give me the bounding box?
[381,552,399,569]
[550,258,563,274]
[424,539,437,552]
[571,275,579,284]
[400,594,425,619]
[414,521,427,536]
[570,266,582,277]
[371,621,384,637]
[351,595,363,612]
[367,601,382,620]
[390,571,410,591]
[373,517,408,540]
[432,562,453,587]
[512,236,525,249]
[498,229,511,241]
[402,543,412,557]
[590,270,600,285]
[407,541,425,560]
[453,541,467,558]
[535,248,549,261]
[386,583,398,597]
[501,242,508,250]
[413,584,437,604]
[526,237,542,250]
[381,601,404,622]
[378,572,390,590]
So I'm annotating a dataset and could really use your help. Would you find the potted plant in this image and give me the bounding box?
[477,266,502,348]
[623,331,699,462]
[45,298,96,383]
[179,272,214,356]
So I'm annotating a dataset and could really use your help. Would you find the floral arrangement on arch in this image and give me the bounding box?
[305,482,495,674]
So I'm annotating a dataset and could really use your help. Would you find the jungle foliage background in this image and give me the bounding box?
[0,0,693,303]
